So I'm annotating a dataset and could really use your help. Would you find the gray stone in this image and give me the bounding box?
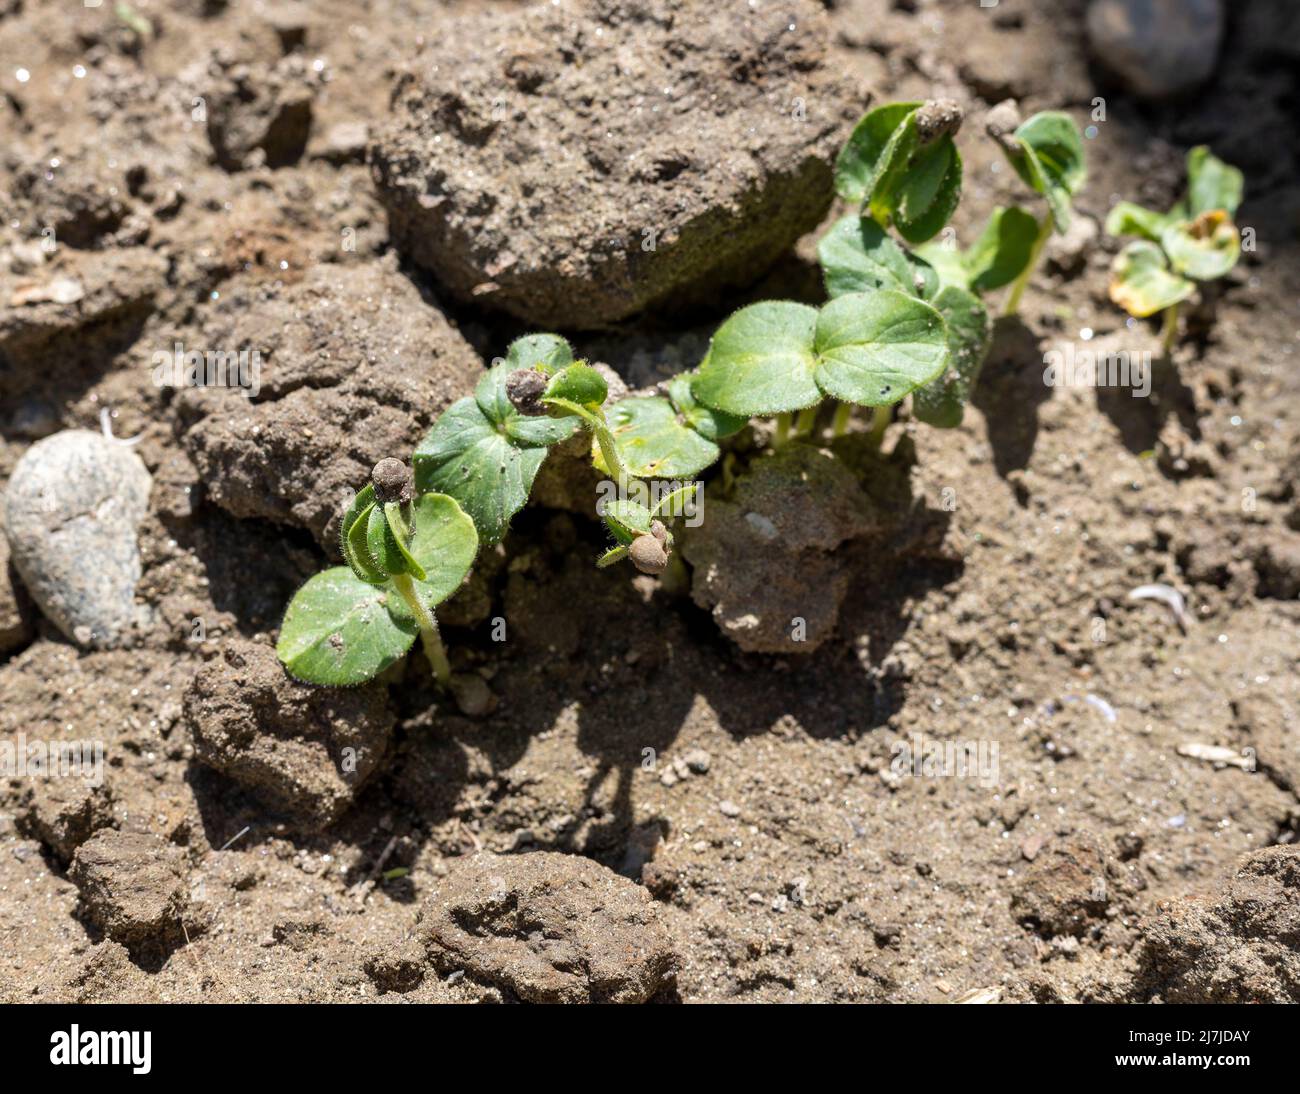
[3,430,151,648]
[1086,0,1224,100]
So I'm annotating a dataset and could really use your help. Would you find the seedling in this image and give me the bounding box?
[835,100,965,244]
[413,334,582,545]
[597,485,698,574]
[984,101,1086,315]
[1105,146,1244,354]
[276,459,477,687]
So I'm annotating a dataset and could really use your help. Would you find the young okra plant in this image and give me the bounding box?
[1105,146,1244,354]
[813,102,987,431]
[276,459,478,688]
[596,484,699,575]
[983,101,1087,316]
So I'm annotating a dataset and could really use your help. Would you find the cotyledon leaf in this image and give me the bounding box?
[912,285,992,429]
[1108,240,1196,318]
[818,215,936,299]
[812,290,949,407]
[667,374,747,442]
[597,395,722,479]
[413,396,552,545]
[277,567,417,686]
[835,101,922,205]
[405,492,478,607]
[1161,210,1240,281]
[692,300,821,416]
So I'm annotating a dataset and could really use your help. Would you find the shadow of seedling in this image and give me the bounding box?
[1093,348,1201,458]
[971,316,1054,478]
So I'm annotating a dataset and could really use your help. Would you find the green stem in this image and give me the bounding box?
[549,399,629,482]
[795,406,819,437]
[1002,215,1052,317]
[1160,302,1180,357]
[832,402,853,437]
[868,404,891,448]
[775,412,792,445]
[391,572,451,689]
[590,412,629,484]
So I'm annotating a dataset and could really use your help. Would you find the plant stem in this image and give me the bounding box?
[832,402,853,437]
[1002,215,1053,317]
[795,406,819,437]
[775,412,792,445]
[868,404,891,448]
[1160,302,1180,357]
[590,411,629,484]
[391,573,451,689]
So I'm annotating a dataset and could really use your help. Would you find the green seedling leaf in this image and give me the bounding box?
[835,102,922,205]
[912,286,991,428]
[1161,210,1240,281]
[366,503,410,578]
[599,396,721,479]
[1108,240,1196,318]
[277,567,417,686]
[601,499,654,543]
[504,333,574,374]
[340,487,387,585]
[1104,201,1171,242]
[414,397,553,545]
[893,138,963,244]
[597,545,630,568]
[475,362,575,446]
[818,215,937,298]
[692,300,821,416]
[812,290,949,407]
[652,483,699,520]
[960,206,1040,291]
[405,492,478,606]
[543,362,608,410]
[1186,146,1243,219]
[382,502,428,582]
[667,374,746,442]
[1002,112,1085,232]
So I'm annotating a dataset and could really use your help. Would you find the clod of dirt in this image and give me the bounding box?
[201,53,320,170]
[69,830,189,946]
[0,249,170,390]
[3,430,152,649]
[1131,845,1300,1002]
[370,0,854,328]
[1085,0,1224,100]
[413,851,680,1003]
[179,260,480,547]
[183,640,394,830]
[681,444,873,653]
[16,778,114,864]
[1254,534,1300,599]
[1009,834,1121,938]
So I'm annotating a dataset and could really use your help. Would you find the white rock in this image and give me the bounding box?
[3,430,152,648]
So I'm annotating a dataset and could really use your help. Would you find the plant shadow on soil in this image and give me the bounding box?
[360,446,957,878]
